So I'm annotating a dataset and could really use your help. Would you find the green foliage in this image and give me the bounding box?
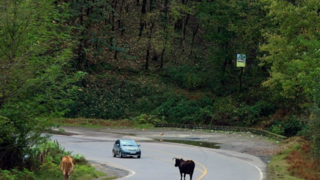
[65,76,177,119]
[197,0,270,95]
[206,96,276,126]
[133,114,166,125]
[0,140,105,180]
[167,65,208,90]
[209,97,238,125]
[66,0,128,71]
[269,123,285,136]
[238,101,276,126]
[0,0,85,170]
[0,168,35,180]
[268,117,304,137]
[310,108,320,168]
[0,0,79,106]
[260,0,320,102]
[153,96,213,124]
[308,78,320,167]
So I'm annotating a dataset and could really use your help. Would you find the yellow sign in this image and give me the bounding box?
[237,54,246,67]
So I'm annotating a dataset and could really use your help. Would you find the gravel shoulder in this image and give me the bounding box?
[52,126,281,179]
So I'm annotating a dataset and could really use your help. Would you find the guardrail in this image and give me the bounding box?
[155,123,287,141]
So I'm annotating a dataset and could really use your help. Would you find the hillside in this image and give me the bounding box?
[1,1,320,178]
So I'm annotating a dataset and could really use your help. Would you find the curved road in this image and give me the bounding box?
[50,130,266,180]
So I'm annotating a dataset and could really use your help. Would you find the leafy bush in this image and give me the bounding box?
[209,96,238,125]
[166,65,208,90]
[268,116,304,136]
[153,96,213,124]
[197,96,277,126]
[0,168,35,180]
[65,76,180,119]
[132,114,166,125]
[269,123,285,135]
[237,101,276,126]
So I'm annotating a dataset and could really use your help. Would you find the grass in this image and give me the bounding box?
[99,177,118,180]
[33,164,107,180]
[50,117,156,129]
[51,118,135,128]
[286,142,320,180]
[267,148,304,180]
[267,137,320,180]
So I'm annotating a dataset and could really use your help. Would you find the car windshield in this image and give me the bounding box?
[121,140,137,146]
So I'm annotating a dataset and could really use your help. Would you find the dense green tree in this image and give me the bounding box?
[197,0,270,95]
[261,0,320,161]
[59,0,134,72]
[260,0,320,103]
[0,0,84,170]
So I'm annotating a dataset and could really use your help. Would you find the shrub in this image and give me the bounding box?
[166,65,208,90]
[65,76,176,119]
[198,96,277,126]
[269,123,285,135]
[153,96,213,124]
[133,114,166,125]
[0,168,35,180]
[238,101,276,126]
[268,116,304,136]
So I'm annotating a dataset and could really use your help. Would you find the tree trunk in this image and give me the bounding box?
[145,46,150,70]
[77,4,84,70]
[221,42,229,85]
[190,23,199,55]
[160,48,165,69]
[181,14,189,51]
[145,21,155,70]
[114,49,118,59]
[159,0,169,69]
[112,0,117,31]
[139,0,147,37]
[0,97,4,108]
[150,0,154,11]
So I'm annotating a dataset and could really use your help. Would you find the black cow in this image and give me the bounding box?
[173,158,195,180]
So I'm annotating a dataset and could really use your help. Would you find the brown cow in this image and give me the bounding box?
[60,156,74,180]
[173,158,195,180]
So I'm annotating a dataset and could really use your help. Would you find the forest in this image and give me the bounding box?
[1,0,320,179]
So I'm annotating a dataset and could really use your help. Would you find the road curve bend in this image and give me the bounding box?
[50,129,266,180]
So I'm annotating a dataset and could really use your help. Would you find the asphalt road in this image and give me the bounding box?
[50,129,266,180]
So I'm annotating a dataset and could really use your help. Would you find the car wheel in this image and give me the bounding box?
[112,150,116,157]
[137,155,141,159]
[119,151,123,158]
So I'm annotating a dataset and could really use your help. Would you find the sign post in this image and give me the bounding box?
[236,54,246,93]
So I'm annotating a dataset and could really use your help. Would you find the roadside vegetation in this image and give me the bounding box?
[0,140,107,180]
[1,0,320,179]
[51,116,164,129]
[267,137,320,180]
